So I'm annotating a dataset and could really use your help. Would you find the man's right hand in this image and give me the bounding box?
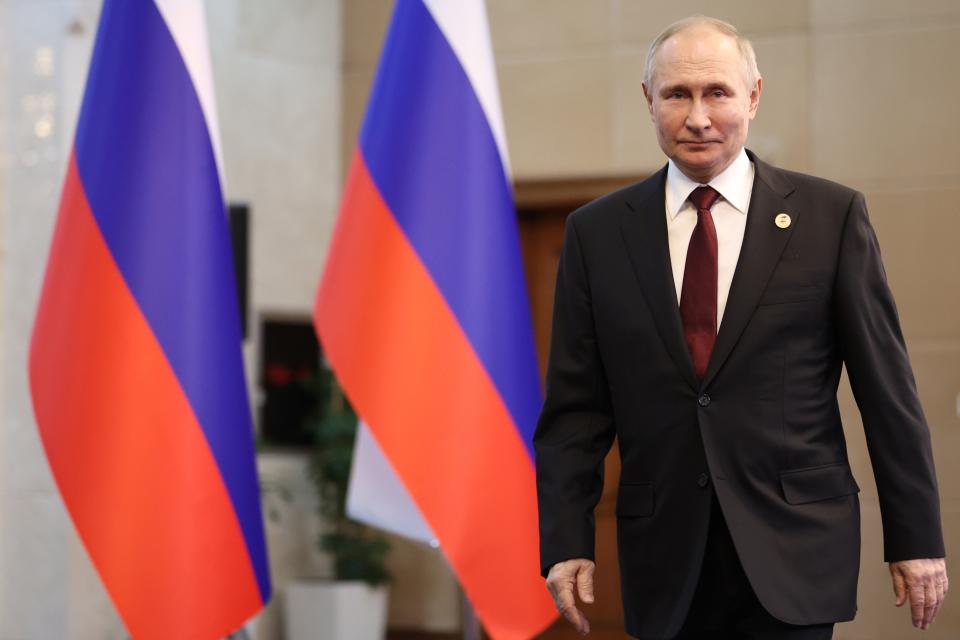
[545,558,596,635]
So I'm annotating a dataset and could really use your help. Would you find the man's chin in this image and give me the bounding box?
[673,153,721,178]
[675,145,721,161]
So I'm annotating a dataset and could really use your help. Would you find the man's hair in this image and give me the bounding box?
[643,16,760,90]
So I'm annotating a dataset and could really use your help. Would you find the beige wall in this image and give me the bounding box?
[343,2,960,638]
[0,2,6,624]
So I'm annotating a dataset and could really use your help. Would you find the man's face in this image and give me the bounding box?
[643,27,761,183]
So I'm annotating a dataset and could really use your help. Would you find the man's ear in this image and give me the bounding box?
[748,76,762,120]
[642,82,655,120]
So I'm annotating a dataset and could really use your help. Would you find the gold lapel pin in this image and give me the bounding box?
[775,213,792,229]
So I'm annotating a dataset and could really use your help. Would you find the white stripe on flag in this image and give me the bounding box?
[421,0,512,178]
[153,0,227,194]
[346,421,438,545]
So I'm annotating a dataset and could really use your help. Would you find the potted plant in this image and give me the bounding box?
[284,369,392,640]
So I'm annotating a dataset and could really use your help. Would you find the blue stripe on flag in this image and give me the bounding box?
[359,0,542,454]
[73,0,270,600]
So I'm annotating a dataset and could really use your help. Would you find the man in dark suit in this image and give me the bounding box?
[534,16,947,639]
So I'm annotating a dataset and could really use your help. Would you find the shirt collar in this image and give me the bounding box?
[665,147,754,220]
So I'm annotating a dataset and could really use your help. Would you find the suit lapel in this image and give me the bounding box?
[701,153,797,388]
[620,167,700,392]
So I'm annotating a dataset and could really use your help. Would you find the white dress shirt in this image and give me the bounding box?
[665,148,755,328]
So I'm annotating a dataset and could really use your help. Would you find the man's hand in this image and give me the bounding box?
[545,558,595,635]
[889,558,948,630]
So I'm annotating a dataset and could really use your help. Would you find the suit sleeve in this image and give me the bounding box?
[534,213,617,578]
[835,191,945,562]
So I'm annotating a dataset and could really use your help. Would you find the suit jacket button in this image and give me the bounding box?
[698,394,711,407]
[698,473,709,488]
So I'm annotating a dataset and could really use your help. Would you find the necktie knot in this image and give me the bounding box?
[690,185,720,213]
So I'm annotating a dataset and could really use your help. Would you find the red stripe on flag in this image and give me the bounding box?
[29,154,262,640]
[315,151,556,639]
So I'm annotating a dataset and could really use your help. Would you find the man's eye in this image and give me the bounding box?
[669,92,684,99]
[711,90,726,98]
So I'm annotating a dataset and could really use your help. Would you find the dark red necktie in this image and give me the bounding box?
[680,186,720,379]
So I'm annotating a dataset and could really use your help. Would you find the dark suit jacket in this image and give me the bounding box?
[534,150,945,639]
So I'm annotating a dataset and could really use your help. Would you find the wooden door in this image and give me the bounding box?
[515,176,642,640]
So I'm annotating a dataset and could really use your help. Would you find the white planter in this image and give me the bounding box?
[285,580,389,640]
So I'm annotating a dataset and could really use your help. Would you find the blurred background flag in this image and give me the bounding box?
[314,0,557,638]
[346,418,437,543]
[28,1,270,638]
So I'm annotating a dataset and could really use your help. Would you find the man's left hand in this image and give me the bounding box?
[889,557,948,630]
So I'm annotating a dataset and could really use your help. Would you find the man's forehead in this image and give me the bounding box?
[651,28,749,87]
[659,27,741,66]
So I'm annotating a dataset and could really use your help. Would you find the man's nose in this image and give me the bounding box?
[684,99,711,131]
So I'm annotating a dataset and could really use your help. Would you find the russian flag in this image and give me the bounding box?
[314,1,556,637]
[28,1,270,638]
